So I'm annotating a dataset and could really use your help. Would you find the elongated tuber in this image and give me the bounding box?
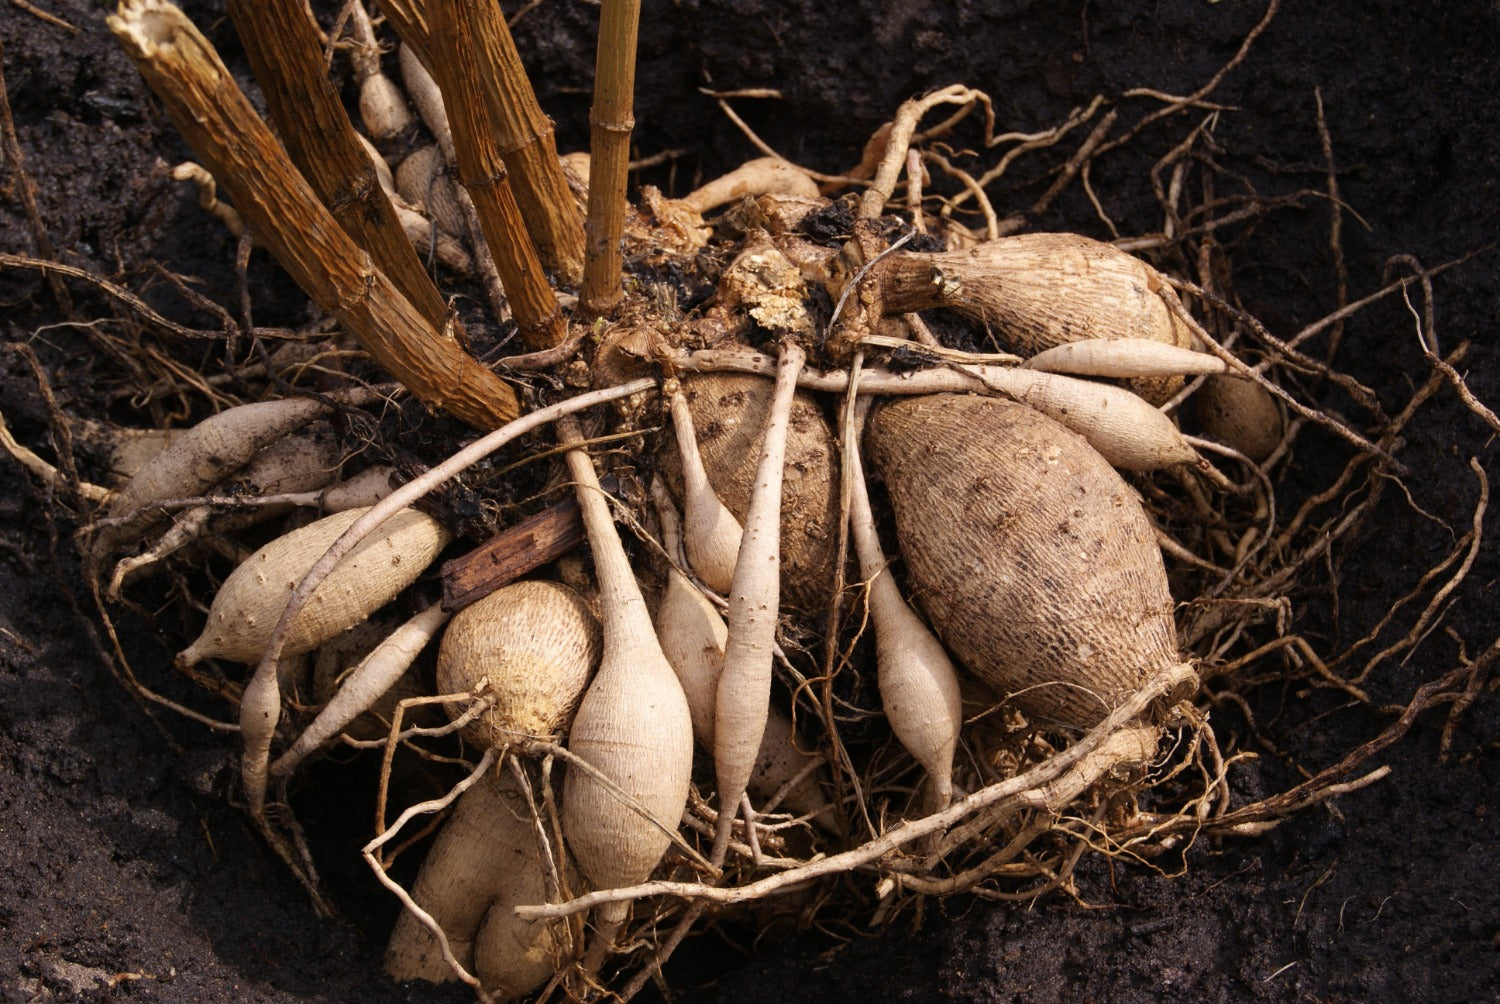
[177,505,451,667]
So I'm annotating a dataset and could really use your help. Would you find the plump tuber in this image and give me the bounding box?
[659,373,839,615]
[385,768,574,993]
[866,394,1184,728]
[846,401,963,811]
[435,579,601,748]
[557,417,694,963]
[876,232,1198,405]
[1196,373,1285,463]
[177,505,451,667]
[91,396,329,561]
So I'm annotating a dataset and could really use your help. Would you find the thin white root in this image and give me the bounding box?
[0,406,110,502]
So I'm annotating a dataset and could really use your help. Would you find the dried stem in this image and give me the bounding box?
[372,0,432,71]
[447,0,585,284]
[109,0,521,429]
[226,0,454,338]
[426,0,567,349]
[580,0,641,316]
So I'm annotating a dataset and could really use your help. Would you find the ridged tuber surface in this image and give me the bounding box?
[878,233,1197,404]
[866,394,1180,728]
[436,579,601,746]
[661,373,839,615]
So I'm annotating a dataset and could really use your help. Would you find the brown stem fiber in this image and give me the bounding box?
[440,495,587,612]
[426,0,568,349]
[110,0,520,429]
[446,0,585,285]
[373,0,433,72]
[580,0,641,316]
[226,0,453,338]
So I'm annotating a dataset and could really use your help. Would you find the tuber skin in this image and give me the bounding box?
[275,603,451,774]
[386,768,573,992]
[679,157,821,215]
[875,232,1198,404]
[557,416,694,964]
[67,415,178,489]
[177,505,451,667]
[1196,373,1285,463]
[90,396,329,562]
[668,384,743,595]
[473,862,577,1001]
[106,421,343,598]
[436,579,601,747]
[1022,337,1226,379]
[320,465,396,512]
[652,481,829,822]
[650,480,729,745]
[661,372,841,614]
[867,394,1183,728]
[847,400,963,812]
[396,144,468,239]
[972,366,1200,472]
[399,43,454,160]
[712,342,807,864]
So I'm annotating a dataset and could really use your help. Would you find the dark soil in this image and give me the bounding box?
[3,1,1497,1002]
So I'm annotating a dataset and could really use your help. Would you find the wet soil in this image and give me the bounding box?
[2,1,1498,1002]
